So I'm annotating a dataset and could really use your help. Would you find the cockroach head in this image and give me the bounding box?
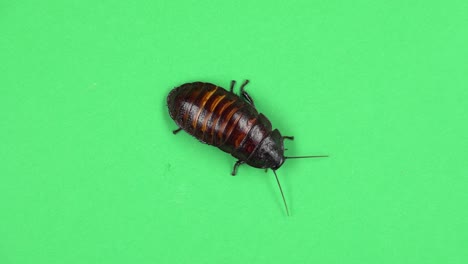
[255,129,285,170]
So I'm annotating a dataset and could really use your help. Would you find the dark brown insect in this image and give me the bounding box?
[167,80,327,215]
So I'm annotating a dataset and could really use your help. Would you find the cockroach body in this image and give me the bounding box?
[167,80,326,215]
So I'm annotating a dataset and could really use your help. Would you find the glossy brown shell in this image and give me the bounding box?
[167,82,273,165]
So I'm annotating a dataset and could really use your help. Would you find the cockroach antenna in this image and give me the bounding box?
[285,155,329,159]
[273,170,289,216]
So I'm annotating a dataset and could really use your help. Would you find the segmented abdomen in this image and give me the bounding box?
[167,82,272,160]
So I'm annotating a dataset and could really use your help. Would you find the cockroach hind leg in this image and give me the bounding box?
[231,160,245,176]
[240,80,255,107]
[241,91,255,107]
[172,128,182,134]
[283,136,294,141]
[230,80,236,93]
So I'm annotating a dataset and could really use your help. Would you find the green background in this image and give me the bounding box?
[1,0,467,263]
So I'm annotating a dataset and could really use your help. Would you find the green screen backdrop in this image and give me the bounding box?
[1,1,467,263]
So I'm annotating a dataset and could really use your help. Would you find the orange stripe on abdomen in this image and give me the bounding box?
[217,106,239,143]
[192,86,218,129]
[222,112,243,145]
[210,99,235,144]
[201,94,226,133]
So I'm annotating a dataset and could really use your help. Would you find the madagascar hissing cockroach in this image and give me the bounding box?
[166,80,327,215]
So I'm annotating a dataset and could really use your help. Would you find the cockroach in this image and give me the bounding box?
[167,80,327,215]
